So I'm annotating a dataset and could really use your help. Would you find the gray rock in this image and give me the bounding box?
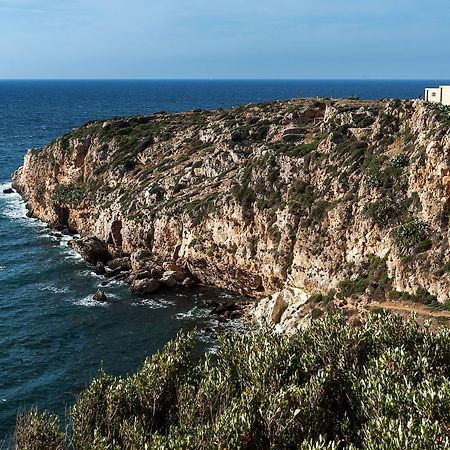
[105,267,123,278]
[131,278,160,294]
[281,133,302,142]
[130,249,155,272]
[3,188,14,194]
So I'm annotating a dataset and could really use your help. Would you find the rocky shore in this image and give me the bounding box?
[12,98,450,332]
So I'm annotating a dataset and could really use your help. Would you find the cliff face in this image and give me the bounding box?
[12,98,450,320]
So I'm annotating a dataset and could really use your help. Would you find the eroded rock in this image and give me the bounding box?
[131,278,160,294]
[69,236,111,264]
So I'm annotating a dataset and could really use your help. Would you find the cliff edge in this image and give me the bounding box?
[12,98,450,330]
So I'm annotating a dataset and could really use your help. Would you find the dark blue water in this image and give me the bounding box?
[0,80,447,440]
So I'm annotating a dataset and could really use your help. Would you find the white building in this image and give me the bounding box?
[425,85,450,105]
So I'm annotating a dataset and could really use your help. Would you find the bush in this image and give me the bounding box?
[15,408,65,450]
[395,220,431,255]
[364,200,393,227]
[14,315,450,449]
[54,182,86,206]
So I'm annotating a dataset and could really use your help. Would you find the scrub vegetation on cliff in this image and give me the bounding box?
[15,313,450,449]
[12,97,450,329]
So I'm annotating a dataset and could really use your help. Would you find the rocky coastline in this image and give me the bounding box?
[12,97,450,331]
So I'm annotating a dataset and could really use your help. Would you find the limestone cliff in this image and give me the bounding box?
[12,98,450,327]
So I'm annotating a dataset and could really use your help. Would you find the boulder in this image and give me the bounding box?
[105,267,123,278]
[131,278,160,294]
[93,262,106,275]
[134,270,153,281]
[130,249,155,272]
[271,292,289,324]
[151,266,164,278]
[93,290,108,302]
[69,236,111,264]
[107,257,131,271]
[161,276,177,289]
[162,262,185,272]
[182,277,194,286]
[3,188,14,194]
[107,245,126,260]
[163,270,186,283]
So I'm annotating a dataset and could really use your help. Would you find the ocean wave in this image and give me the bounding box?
[0,183,46,231]
[174,306,211,321]
[62,250,84,262]
[73,295,109,308]
[132,298,175,309]
[39,284,70,294]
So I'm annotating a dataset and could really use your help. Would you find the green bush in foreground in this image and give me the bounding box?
[15,314,450,449]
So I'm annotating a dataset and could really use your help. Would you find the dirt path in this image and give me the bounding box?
[369,300,450,319]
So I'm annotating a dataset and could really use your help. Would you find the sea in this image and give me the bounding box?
[0,79,447,440]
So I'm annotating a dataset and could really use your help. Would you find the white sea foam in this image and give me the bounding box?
[40,284,69,294]
[0,183,46,231]
[62,252,84,263]
[73,295,109,308]
[132,298,175,309]
[174,306,211,320]
[218,291,235,299]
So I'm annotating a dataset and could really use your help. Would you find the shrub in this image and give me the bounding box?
[15,408,65,450]
[364,200,393,227]
[14,315,450,449]
[395,220,431,255]
[54,182,86,206]
[34,185,46,207]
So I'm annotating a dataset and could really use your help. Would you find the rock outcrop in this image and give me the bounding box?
[11,98,450,329]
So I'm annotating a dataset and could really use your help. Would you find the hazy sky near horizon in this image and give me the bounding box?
[1,0,449,79]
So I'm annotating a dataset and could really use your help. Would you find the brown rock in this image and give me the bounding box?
[130,249,155,272]
[163,270,186,283]
[69,236,110,264]
[93,290,108,302]
[107,257,131,271]
[134,270,152,280]
[162,262,185,272]
[151,266,164,278]
[131,278,160,294]
[93,262,106,275]
[182,277,194,286]
[161,276,177,289]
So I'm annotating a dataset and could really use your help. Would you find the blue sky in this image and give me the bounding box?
[1,0,449,79]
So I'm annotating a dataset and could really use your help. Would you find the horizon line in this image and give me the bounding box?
[0,78,449,82]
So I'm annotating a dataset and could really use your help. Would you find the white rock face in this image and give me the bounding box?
[12,99,450,331]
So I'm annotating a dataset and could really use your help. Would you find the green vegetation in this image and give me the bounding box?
[363,200,393,227]
[16,315,450,449]
[337,255,391,299]
[34,185,46,207]
[15,408,65,450]
[425,102,450,128]
[395,219,431,255]
[441,261,450,274]
[308,291,336,306]
[54,182,86,206]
